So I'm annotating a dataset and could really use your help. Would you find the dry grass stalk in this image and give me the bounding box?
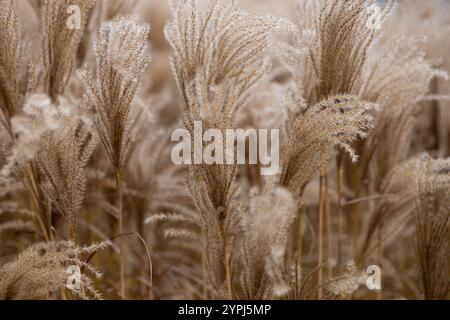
[414,156,449,299]
[81,15,150,299]
[165,0,286,298]
[362,36,447,186]
[278,0,392,278]
[4,95,96,242]
[240,180,295,299]
[360,158,421,259]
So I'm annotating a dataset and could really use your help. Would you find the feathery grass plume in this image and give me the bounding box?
[280,94,374,198]
[278,0,393,190]
[281,0,394,104]
[361,36,447,185]
[165,0,284,298]
[5,94,96,242]
[360,155,450,268]
[0,0,21,137]
[81,15,150,174]
[0,240,110,299]
[40,0,95,101]
[2,94,58,241]
[240,180,295,299]
[36,103,97,242]
[165,0,286,128]
[79,0,138,66]
[278,0,393,195]
[379,1,450,157]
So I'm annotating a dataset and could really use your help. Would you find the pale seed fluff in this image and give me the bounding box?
[2,94,82,176]
[273,281,290,298]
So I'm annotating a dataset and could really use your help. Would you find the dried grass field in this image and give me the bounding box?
[0,0,449,300]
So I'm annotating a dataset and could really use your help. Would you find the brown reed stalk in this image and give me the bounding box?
[317,171,325,299]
